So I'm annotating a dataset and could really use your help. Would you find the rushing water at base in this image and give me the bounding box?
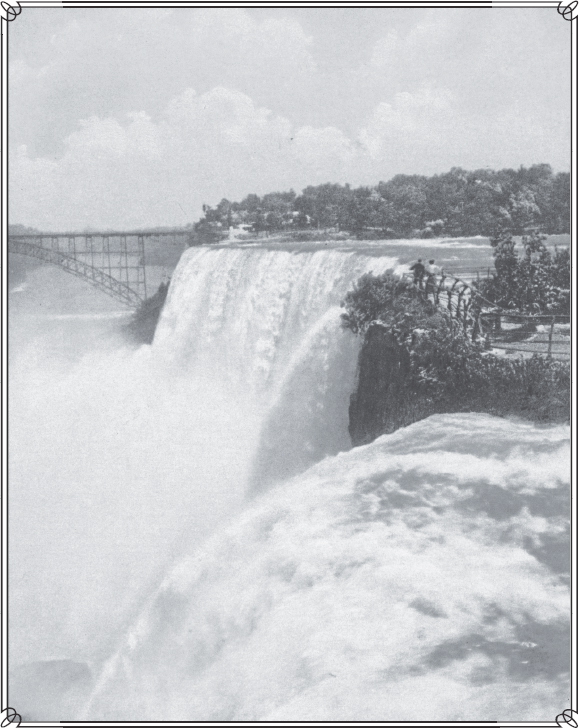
[9,243,569,721]
[85,414,569,722]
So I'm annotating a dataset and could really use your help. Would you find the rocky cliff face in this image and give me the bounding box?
[125,281,170,344]
[349,323,413,446]
[348,322,570,448]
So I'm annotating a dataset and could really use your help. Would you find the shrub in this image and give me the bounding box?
[343,271,569,431]
[340,270,437,335]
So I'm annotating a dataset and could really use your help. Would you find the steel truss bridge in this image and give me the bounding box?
[8,230,192,308]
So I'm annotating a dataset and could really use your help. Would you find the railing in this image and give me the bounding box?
[403,271,478,333]
[403,270,570,360]
[478,312,570,359]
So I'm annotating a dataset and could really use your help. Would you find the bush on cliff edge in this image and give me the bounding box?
[341,271,569,443]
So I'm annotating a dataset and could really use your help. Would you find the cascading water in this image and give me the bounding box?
[10,244,569,721]
[153,246,399,489]
[9,244,397,719]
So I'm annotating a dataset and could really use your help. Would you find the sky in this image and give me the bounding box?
[9,6,571,231]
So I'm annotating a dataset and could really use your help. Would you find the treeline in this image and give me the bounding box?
[195,164,569,241]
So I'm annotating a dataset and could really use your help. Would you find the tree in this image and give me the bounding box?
[507,188,541,233]
[194,165,570,240]
[342,270,569,431]
[478,229,570,314]
[252,208,266,236]
[193,219,223,244]
[295,183,352,229]
[340,271,437,335]
[546,172,571,234]
[261,190,296,230]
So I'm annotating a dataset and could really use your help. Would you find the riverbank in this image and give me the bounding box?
[349,323,570,447]
[342,269,570,447]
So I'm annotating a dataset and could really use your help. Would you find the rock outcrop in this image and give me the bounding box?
[349,323,412,446]
[125,281,170,344]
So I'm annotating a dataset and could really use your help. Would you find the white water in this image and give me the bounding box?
[9,245,569,721]
[155,247,396,489]
[9,245,395,718]
[85,414,570,722]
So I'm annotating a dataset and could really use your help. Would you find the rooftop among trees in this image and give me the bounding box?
[193,164,570,242]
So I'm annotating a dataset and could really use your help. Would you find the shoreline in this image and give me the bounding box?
[207,229,570,247]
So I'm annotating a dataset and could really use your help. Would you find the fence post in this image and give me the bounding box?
[548,316,555,358]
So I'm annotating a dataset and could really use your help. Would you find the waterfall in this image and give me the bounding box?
[9,244,396,718]
[10,244,568,722]
[153,246,398,489]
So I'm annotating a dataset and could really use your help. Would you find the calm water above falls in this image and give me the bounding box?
[9,241,569,721]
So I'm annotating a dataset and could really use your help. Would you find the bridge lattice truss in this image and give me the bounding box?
[8,232,187,308]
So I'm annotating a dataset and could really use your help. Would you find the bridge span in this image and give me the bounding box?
[8,230,192,307]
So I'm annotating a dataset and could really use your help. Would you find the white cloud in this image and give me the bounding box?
[8,8,316,159]
[10,87,356,230]
[367,18,450,72]
[359,87,454,158]
[9,71,568,231]
[8,7,569,231]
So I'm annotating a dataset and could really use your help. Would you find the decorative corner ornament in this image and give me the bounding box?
[0,708,21,727]
[558,0,579,20]
[556,709,579,727]
[0,1,21,22]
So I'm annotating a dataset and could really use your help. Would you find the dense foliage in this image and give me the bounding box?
[195,164,569,240]
[476,229,570,314]
[342,271,569,429]
[406,318,569,423]
[340,271,437,335]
